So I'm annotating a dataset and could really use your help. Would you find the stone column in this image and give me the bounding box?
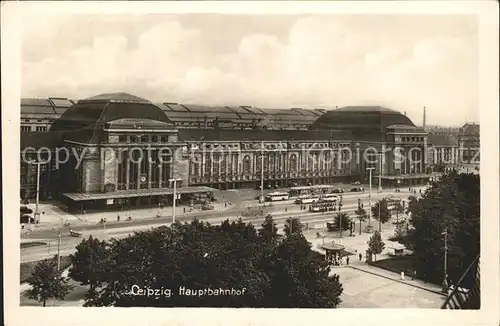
[158,160,163,188]
[148,159,152,189]
[137,158,141,190]
[125,150,130,190]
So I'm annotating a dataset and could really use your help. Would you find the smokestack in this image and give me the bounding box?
[423,106,427,131]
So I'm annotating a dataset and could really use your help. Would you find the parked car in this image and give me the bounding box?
[332,189,344,194]
[20,206,33,214]
[202,204,215,211]
[350,187,363,192]
[353,181,361,185]
[69,230,83,237]
[20,214,34,224]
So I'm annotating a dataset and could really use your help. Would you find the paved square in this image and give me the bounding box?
[333,268,445,308]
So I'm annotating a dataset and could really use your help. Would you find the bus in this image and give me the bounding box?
[265,192,290,202]
[288,185,337,197]
[297,195,321,204]
[309,200,337,212]
[294,194,311,204]
[321,194,338,202]
[385,197,402,210]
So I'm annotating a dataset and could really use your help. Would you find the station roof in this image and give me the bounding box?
[179,129,352,141]
[62,186,217,201]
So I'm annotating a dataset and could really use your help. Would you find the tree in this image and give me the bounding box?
[406,171,480,286]
[406,196,418,215]
[284,217,302,236]
[334,212,350,238]
[393,221,407,239]
[371,199,391,224]
[69,235,108,293]
[263,233,343,307]
[354,207,367,235]
[259,214,278,242]
[84,219,343,308]
[392,201,404,223]
[367,231,385,261]
[25,257,73,306]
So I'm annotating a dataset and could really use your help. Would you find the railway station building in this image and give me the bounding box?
[20,92,435,210]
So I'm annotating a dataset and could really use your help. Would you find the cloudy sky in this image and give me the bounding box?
[21,14,478,126]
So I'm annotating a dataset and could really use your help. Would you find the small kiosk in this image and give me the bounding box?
[322,242,345,265]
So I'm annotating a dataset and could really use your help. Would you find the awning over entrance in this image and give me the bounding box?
[379,173,440,180]
[62,186,217,202]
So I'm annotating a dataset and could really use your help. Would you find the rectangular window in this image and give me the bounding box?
[117,151,128,190]
[151,135,158,142]
[205,155,211,175]
[160,135,168,142]
[21,126,31,132]
[130,136,137,143]
[118,135,126,142]
[140,135,149,143]
[36,126,47,132]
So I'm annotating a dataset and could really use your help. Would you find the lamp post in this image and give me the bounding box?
[169,178,182,224]
[259,142,265,205]
[366,167,375,228]
[378,153,383,193]
[260,151,265,205]
[442,228,449,293]
[57,222,61,271]
[31,161,45,224]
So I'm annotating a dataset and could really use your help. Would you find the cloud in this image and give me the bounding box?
[21,15,478,125]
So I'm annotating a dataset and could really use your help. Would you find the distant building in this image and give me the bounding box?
[21,98,74,132]
[426,122,480,172]
[458,123,480,165]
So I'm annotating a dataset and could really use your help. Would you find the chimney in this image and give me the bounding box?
[404,111,407,116]
[423,106,427,131]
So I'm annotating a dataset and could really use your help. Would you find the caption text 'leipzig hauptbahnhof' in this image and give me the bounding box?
[20,93,479,212]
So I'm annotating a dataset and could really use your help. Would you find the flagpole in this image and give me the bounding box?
[442,228,448,293]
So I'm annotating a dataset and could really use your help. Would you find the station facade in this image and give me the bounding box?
[20,92,443,210]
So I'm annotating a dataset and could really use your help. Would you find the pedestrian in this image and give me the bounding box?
[285,207,287,212]
[359,253,362,261]
[412,269,416,280]
[183,207,186,213]
[400,271,405,281]
[117,214,120,221]
[346,256,350,265]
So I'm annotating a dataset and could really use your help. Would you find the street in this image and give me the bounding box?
[21,187,415,263]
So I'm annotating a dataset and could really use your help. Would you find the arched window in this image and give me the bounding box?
[243,155,251,174]
[290,154,297,172]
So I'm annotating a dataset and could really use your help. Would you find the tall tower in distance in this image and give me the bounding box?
[423,106,428,173]
[423,106,427,132]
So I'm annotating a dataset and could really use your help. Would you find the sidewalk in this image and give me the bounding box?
[22,201,233,231]
[346,263,445,296]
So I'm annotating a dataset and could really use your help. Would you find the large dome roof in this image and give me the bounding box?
[310,106,416,142]
[50,93,175,132]
[49,93,176,144]
[311,106,415,130]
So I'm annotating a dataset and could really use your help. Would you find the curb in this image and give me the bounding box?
[346,265,446,296]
